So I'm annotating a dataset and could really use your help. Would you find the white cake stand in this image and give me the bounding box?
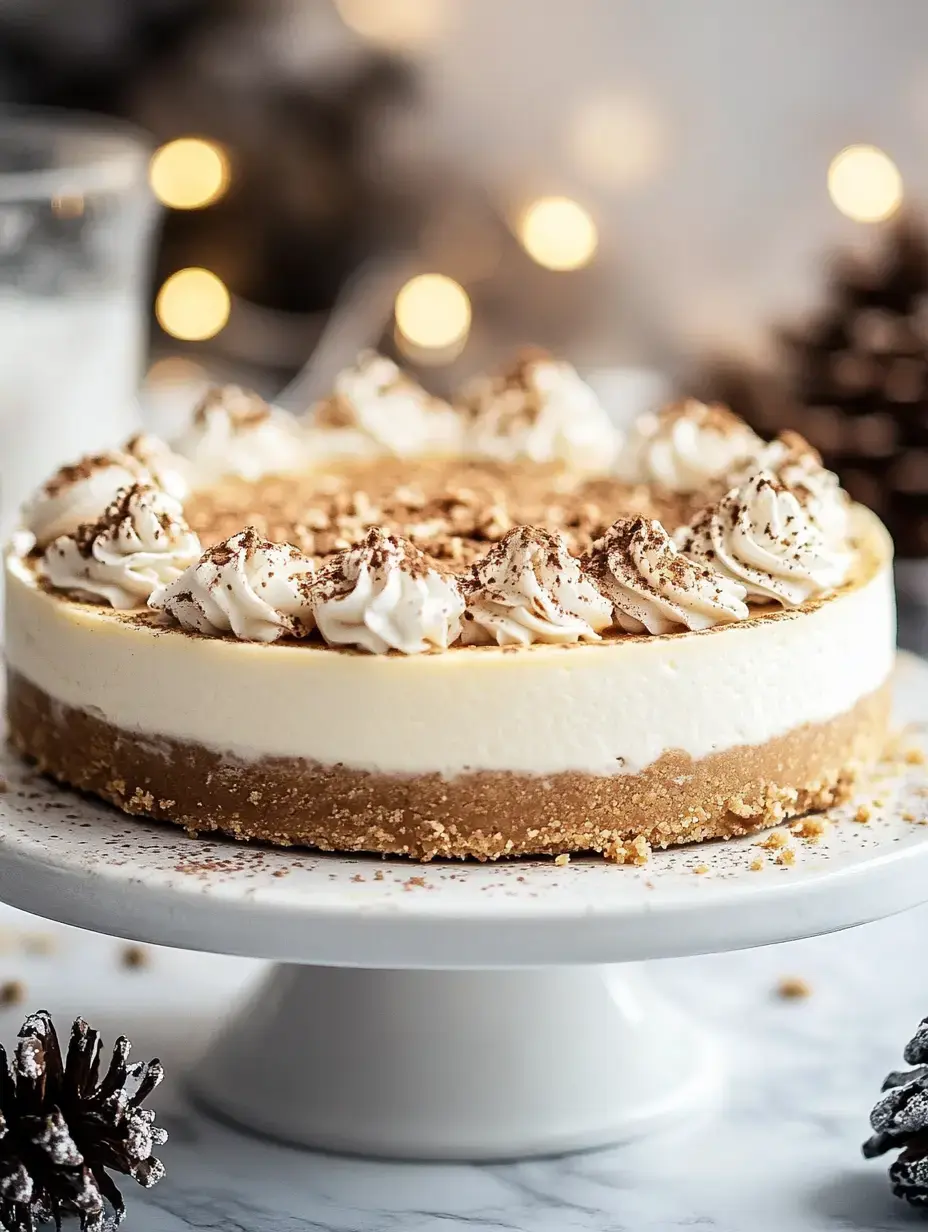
[1,655,927,1161]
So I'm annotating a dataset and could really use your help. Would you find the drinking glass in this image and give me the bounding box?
[0,110,159,532]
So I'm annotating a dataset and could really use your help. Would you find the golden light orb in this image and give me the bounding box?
[827,145,903,223]
[155,268,231,342]
[334,0,449,49]
[149,138,230,210]
[394,273,472,350]
[518,196,599,271]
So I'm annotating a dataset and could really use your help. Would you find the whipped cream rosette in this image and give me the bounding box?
[676,470,852,606]
[461,525,612,646]
[457,350,619,472]
[308,352,464,459]
[150,527,315,642]
[584,515,749,634]
[615,399,763,493]
[311,527,465,655]
[23,451,151,549]
[726,430,851,548]
[173,385,306,483]
[43,484,201,609]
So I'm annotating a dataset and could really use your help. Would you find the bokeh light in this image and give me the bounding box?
[144,356,207,385]
[518,197,598,271]
[335,0,449,49]
[568,95,665,188]
[394,274,472,349]
[149,138,230,210]
[828,145,903,223]
[155,269,231,342]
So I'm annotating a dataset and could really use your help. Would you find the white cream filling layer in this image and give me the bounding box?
[4,509,895,777]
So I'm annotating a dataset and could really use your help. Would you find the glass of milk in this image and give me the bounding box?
[0,110,158,532]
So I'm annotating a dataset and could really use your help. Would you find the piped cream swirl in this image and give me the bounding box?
[173,385,306,483]
[615,399,762,493]
[676,471,852,607]
[309,352,463,459]
[457,350,618,471]
[311,527,464,654]
[584,516,749,634]
[461,525,612,646]
[23,452,150,549]
[42,484,201,609]
[123,433,191,502]
[727,430,850,547]
[150,528,315,642]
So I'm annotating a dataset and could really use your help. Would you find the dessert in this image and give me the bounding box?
[4,350,895,861]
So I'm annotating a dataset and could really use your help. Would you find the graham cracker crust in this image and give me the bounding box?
[6,670,891,861]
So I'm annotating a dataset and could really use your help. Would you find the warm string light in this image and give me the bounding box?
[518,197,598,271]
[394,273,472,350]
[334,0,449,49]
[149,138,231,210]
[156,269,231,342]
[828,145,903,223]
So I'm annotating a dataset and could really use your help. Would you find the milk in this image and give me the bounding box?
[0,291,144,535]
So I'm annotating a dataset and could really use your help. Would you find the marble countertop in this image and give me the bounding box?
[0,897,922,1232]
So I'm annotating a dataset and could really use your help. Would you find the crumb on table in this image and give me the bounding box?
[121,944,150,970]
[776,975,812,1000]
[0,980,24,1006]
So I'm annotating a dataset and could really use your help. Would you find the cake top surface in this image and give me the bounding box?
[10,350,872,655]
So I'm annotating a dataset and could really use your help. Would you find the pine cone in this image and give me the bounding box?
[0,1012,167,1232]
[863,1015,928,1207]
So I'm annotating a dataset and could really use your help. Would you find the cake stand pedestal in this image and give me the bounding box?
[1,654,927,1161]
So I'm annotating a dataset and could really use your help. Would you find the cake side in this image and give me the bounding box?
[6,669,890,860]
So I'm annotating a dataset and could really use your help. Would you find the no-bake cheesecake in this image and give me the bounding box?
[4,351,895,861]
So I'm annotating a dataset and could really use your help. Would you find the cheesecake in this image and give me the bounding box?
[4,351,895,861]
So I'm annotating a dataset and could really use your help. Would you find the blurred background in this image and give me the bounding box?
[3,0,928,637]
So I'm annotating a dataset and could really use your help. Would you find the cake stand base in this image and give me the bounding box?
[190,963,718,1160]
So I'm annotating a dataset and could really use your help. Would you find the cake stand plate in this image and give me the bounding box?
[0,655,926,1159]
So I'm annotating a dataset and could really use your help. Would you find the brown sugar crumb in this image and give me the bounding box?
[903,811,916,822]
[0,777,9,793]
[749,857,765,872]
[854,805,872,824]
[776,846,796,867]
[791,816,827,842]
[693,863,710,875]
[906,746,927,765]
[604,835,651,865]
[374,870,385,881]
[403,876,427,891]
[22,932,56,956]
[776,975,812,1000]
[758,829,790,850]
[121,944,150,970]
[554,853,570,867]
[0,980,25,1007]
